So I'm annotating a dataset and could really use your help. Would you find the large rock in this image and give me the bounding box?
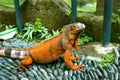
[0,5,16,25]
[20,0,71,30]
[77,13,103,41]
[0,0,71,31]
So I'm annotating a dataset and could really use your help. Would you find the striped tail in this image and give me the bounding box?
[0,48,30,59]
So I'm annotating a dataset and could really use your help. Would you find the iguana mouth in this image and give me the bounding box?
[74,30,84,35]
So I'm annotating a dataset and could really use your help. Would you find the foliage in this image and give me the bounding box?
[19,19,47,41]
[78,34,93,45]
[96,53,115,67]
[16,19,60,42]
[111,33,120,43]
[77,14,84,18]
[64,0,96,12]
[0,0,24,7]
[0,19,60,42]
[112,8,120,24]
[77,3,96,12]
[0,24,3,29]
[0,24,15,32]
[65,11,71,16]
[64,0,71,7]
[51,29,60,36]
[112,12,120,24]
[0,24,4,32]
[5,25,15,30]
[112,9,120,42]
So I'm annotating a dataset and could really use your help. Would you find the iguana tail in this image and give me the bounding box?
[0,48,30,59]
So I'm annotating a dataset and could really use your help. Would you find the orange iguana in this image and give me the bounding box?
[0,22,85,72]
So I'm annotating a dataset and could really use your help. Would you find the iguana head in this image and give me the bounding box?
[62,22,85,46]
[62,22,85,36]
[68,22,85,34]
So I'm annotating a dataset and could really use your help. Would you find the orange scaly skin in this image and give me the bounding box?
[0,22,85,72]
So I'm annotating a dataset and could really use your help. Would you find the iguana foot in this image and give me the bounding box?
[20,56,33,69]
[71,64,84,72]
[70,56,79,61]
[18,55,33,73]
[14,66,27,75]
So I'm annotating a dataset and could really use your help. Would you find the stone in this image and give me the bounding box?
[94,43,114,54]
[20,0,71,31]
[0,0,71,31]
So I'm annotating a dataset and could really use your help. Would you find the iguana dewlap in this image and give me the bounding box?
[0,22,85,71]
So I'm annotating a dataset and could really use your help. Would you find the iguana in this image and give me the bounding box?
[0,22,85,72]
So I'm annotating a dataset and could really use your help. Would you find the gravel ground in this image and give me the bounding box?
[0,38,120,80]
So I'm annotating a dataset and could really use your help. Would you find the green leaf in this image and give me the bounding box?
[29,30,34,39]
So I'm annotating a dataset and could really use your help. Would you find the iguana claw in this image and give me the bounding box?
[71,64,84,71]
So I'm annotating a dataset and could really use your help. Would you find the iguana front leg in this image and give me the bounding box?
[74,40,79,50]
[64,49,83,71]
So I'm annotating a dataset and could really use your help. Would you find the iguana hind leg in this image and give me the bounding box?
[19,55,33,72]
